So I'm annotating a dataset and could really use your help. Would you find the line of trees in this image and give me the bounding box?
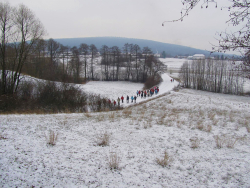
[21,39,164,84]
[0,2,164,97]
[100,43,164,82]
[179,59,244,95]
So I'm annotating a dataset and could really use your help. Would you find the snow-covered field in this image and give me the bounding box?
[80,73,178,107]
[1,74,250,187]
[1,58,250,187]
[159,58,187,79]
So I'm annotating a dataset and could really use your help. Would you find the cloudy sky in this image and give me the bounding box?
[8,0,239,52]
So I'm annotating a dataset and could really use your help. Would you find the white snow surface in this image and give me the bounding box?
[1,58,250,187]
[80,73,178,107]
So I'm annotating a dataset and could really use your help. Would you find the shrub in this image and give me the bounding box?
[0,134,7,140]
[97,132,110,146]
[108,152,120,170]
[0,79,115,113]
[46,130,58,146]
[205,125,212,132]
[156,151,172,167]
[214,135,225,148]
[190,137,200,149]
[246,125,250,133]
[226,137,239,148]
[143,74,162,90]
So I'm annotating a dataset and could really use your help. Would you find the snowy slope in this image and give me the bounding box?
[1,87,250,187]
[1,58,250,187]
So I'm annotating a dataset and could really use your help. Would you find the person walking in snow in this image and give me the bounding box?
[121,96,124,103]
[127,95,129,103]
[150,88,154,96]
[108,99,111,107]
[144,90,147,98]
[136,90,139,97]
[141,91,143,98]
[155,88,158,94]
[138,90,141,96]
[113,100,116,106]
[131,95,134,103]
[134,95,137,103]
[117,97,120,106]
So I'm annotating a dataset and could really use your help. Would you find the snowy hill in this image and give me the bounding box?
[1,58,250,187]
[53,37,232,57]
[0,87,250,187]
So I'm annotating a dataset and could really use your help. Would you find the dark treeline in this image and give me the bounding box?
[100,43,164,83]
[22,40,164,83]
[2,37,164,93]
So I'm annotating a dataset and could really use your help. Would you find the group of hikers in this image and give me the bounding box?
[108,86,160,107]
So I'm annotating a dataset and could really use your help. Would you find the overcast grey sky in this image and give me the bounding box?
[8,0,238,52]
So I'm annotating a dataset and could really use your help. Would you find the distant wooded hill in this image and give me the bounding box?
[53,37,234,58]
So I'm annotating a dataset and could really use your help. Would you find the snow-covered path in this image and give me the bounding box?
[80,73,179,107]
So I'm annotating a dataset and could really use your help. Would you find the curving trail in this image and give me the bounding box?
[81,73,179,107]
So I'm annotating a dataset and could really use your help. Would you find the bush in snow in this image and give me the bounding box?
[108,152,120,170]
[96,132,110,146]
[46,130,58,146]
[143,74,162,90]
[156,151,172,167]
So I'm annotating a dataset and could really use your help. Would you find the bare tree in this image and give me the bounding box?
[123,43,129,62]
[0,2,14,94]
[0,3,45,94]
[47,38,60,66]
[100,45,110,80]
[163,0,250,54]
[89,44,98,80]
[33,38,47,77]
[59,44,68,80]
[79,43,89,81]
[115,46,121,80]
[142,47,152,82]
[134,44,141,82]
[70,46,82,83]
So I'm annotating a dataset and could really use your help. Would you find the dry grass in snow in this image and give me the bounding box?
[0,88,250,187]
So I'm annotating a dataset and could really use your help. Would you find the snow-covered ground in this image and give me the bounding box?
[79,73,178,107]
[1,58,250,187]
[159,58,187,79]
[1,76,250,187]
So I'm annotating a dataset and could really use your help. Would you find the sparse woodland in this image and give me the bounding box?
[179,59,244,95]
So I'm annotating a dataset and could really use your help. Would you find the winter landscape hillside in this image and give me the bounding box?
[53,37,234,58]
[1,58,250,187]
[1,0,250,187]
